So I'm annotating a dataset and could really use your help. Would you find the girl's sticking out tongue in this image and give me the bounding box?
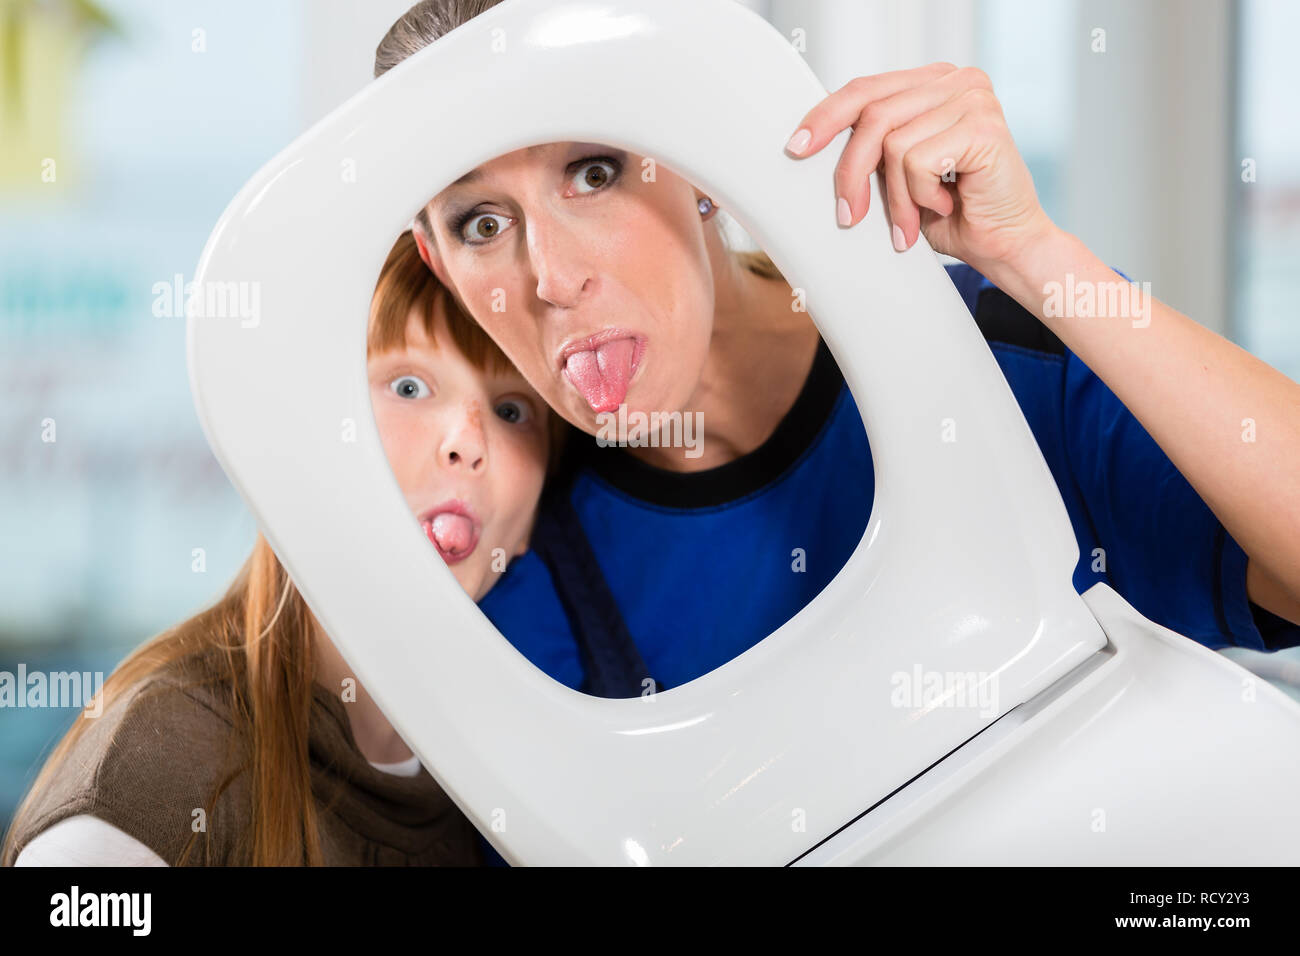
[425,512,475,563]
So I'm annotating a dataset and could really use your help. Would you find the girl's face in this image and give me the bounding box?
[369,302,549,602]
[418,142,716,436]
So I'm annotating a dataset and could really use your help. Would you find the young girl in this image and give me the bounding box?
[2,230,561,866]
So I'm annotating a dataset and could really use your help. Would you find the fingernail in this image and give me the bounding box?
[837,197,852,227]
[786,128,812,155]
[892,224,907,252]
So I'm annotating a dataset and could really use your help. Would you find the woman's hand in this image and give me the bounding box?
[786,71,1300,627]
[785,62,1057,278]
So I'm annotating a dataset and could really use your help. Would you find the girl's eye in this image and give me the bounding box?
[459,211,513,244]
[494,398,532,425]
[571,157,620,195]
[389,375,431,400]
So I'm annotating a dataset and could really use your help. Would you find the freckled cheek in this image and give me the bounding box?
[377,410,435,493]
[371,402,403,463]
[493,430,547,525]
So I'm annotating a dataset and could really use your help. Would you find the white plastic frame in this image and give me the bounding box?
[188,0,1138,865]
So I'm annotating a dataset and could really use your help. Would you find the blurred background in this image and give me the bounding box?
[3,0,1298,832]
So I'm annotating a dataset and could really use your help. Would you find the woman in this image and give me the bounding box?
[375,0,1300,697]
[2,231,556,865]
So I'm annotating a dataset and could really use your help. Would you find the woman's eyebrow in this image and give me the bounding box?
[445,145,542,191]
[443,143,606,194]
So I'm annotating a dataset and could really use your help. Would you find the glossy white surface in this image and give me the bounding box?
[188,0,1117,865]
[797,582,1300,864]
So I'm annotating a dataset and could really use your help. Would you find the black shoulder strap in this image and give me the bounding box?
[973,285,1066,356]
[530,479,660,699]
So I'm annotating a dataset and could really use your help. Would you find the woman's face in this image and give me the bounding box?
[369,302,549,602]
[418,142,716,436]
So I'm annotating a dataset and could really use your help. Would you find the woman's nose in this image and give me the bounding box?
[439,405,487,474]
[526,215,591,307]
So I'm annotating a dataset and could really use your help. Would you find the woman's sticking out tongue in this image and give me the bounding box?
[563,337,635,413]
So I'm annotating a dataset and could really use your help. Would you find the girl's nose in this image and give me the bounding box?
[440,405,487,474]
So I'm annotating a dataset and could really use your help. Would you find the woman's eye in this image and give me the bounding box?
[455,157,621,245]
[494,398,532,425]
[454,157,620,245]
[460,211,512,244]
[389,375,431,400]
[571,158,619,195]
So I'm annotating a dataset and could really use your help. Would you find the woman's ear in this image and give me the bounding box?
[412,221,451,287]
[694,191,720,221]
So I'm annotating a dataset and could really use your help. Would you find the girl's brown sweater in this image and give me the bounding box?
[3,650,483,866]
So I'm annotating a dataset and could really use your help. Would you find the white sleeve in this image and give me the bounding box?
[13,814,170,867]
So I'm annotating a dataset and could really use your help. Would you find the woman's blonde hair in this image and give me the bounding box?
[1,230,514,867]
[377,0,787,286]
